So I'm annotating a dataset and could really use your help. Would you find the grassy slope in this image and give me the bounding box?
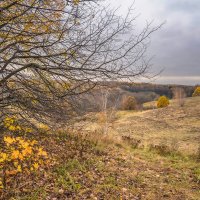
[6,97,200,200]
[83,96,200,155]
[10,132,200,200]
[117,96,200,154]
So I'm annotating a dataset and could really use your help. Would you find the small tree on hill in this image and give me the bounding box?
[121,96,137,110]
[157,96,169,108]
[172,87,186,107]
[192,87,200,97]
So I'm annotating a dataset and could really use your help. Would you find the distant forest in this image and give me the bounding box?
[119,82,195,98]
[78,82,196,113]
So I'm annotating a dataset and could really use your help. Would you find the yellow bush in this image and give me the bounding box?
[3,116,50,134]
[157,96,170,108]
[3,116,33,133]
[192,86,200,97]
[0,136,49,190]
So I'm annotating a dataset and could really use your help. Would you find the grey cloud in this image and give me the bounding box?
[166,0,200,13]
[107,0,200,85]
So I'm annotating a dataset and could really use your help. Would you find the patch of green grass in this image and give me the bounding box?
[55,164,82,192]
[131,147,199,171]
[95,160,106,171]
[56,172,81,192]
[93,143,106,155]
[104,175,118,186]
[54,159,85,192]
[96,174,119,194]
[83,157,105,172]
[64,159,86,172]
[131,148,160,161]
[193,167,200,182]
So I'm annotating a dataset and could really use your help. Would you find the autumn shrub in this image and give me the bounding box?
[0,136,49,191]
[3,116,50,134]
[192,86,200,97]
[0,116,51,194]
[121,96,137,110]
[3,116,32,134]
[157,96,169,108]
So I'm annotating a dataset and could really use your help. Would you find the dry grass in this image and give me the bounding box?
[77,96,200,155]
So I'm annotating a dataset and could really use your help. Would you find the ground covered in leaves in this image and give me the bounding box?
[4,130,200,200]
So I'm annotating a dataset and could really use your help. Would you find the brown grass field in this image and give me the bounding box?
[80,96,200,155]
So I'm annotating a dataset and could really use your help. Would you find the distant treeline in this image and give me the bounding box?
[78,82,196,113]
[118,83,195,99]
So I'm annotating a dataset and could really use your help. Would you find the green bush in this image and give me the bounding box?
[157,96,169,108]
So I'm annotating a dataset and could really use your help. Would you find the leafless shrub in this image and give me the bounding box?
[149,143,171,155]
[122,135,141,149]
[121,96,137,110]
[149,139,179,156]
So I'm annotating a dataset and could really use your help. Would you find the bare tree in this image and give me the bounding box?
[172,87,186,107]
[0,0,160,126]
[98,88,120,134]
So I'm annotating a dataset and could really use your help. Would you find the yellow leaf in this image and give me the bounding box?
[11,150,20,160]
[6,170,18,175]
[0,153,7,162]
[4,136,15,145]
[38,148,48,157]
[17,165,22,172]
[33,162,39,170]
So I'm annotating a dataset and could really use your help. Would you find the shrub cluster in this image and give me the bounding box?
[3,116,32,133]
[0,116,53,197]
[157,96,169,108]
[3,116,50,133]
[121,96,137,110]
[192,87,200,97]
[0,136,49,190]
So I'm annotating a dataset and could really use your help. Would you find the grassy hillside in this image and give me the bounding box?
[2,97,200,199]
[81,96,200,155]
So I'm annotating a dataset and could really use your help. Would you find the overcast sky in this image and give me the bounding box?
[107,0,200,85]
